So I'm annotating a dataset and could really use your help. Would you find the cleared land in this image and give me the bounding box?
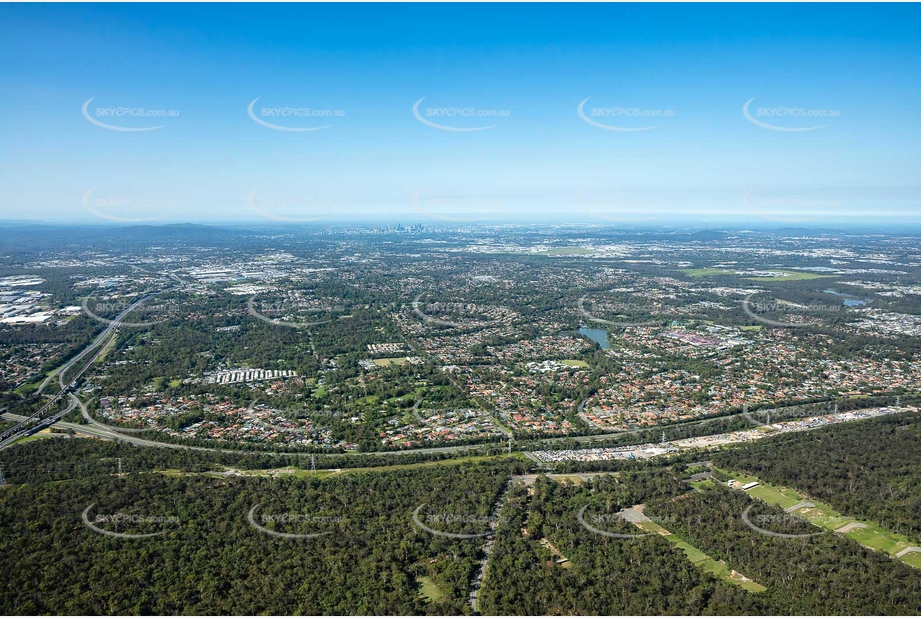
[743,270,836,281]
[718,468,921,569]
[631,507,766,593]
[682,267,730,277]
[543,247,594,256]
[373,357,411,366]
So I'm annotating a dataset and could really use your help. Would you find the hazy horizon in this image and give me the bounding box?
[2,3,920,227]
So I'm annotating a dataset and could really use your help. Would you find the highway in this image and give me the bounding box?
[1,398,831,461]
[0,295,154,445]
[0,302,868,464]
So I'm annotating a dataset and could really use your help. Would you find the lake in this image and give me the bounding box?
[579,326,611,350]
[824,289,871,307]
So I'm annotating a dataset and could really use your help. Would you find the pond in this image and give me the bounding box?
[578,326,611,350]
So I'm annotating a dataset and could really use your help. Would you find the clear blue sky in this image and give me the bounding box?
[1,3,919,226]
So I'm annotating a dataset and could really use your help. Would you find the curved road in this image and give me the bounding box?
[1,295,158,444]
[3,398,839,461]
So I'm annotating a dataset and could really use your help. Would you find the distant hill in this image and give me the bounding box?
[103,223,238,240]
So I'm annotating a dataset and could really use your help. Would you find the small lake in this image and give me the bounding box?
[579,326,611,350]
[824,289,871,307]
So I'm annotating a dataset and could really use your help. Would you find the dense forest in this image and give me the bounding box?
[0,437,525,485]
[479,472,762,615]
[0,457,526,615]
[482,471,921,615]
[5,419,921,614]
[646,485,921,614]
[714,410,921,537]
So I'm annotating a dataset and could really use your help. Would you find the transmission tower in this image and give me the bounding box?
[117,458,123,476]
[0,464,6,486]
[661,431,666,445]
[310,454,317,476]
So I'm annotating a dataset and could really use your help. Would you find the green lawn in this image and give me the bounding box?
[417,576,446,602]
[14,381,41,395]
[633,515,765,592]
[743,269,837,282]
[561,359,589,367]
[669,536,709,563]
[682,267,730,277]
[332,454,519,476]
[373,357,409,366]
[718,468,921,569]
[11,433,54,445]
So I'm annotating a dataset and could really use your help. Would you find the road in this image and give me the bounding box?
[0,295,155,444]
[468,478,515,614]
[1,396,855,461]
[0,398,78,450]
[2,402,504,458]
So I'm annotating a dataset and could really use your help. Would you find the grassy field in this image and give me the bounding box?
[560,359,589,367]
[10,432,55,446]
[743,269,837,282]
[681,267,730,277]
[93,333,118,365]
[328,453,523,476]
[718,468,921,569]
[417,576,447,602]
[13,381,41,395]
[373,357,410,366]
[633,515,765,592]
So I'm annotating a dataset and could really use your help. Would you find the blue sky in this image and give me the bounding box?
[1,3,919,226]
